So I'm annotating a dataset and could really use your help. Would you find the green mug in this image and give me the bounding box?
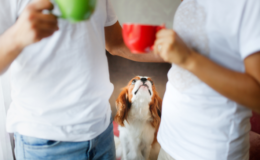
[51,0,97,22]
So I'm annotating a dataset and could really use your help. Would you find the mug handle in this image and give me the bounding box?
[48,0,63,18]
[150,24,166,51]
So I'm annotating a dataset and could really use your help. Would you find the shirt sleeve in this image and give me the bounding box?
[104,0,118,27]
[0,0,18,35]
[239,0,260,59]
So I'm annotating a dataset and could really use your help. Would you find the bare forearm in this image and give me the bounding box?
[0,30,23,74]
[108,43,165,63]
[185,52,260,114]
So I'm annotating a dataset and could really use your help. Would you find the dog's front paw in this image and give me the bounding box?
[127,152,145,160]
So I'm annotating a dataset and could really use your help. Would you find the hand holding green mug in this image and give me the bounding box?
[51,0,96,22]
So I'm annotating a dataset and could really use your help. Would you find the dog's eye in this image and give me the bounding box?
[132,79,136,84]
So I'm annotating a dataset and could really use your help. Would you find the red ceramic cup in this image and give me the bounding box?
[122,23,165,54]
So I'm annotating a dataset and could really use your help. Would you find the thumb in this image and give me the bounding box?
[27,0,54,12]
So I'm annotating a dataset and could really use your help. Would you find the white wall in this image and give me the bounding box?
[110,0,182,28]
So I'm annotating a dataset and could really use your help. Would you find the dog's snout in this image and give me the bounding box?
[140,78,147,83]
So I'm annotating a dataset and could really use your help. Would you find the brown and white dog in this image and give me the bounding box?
[114,76,162,160]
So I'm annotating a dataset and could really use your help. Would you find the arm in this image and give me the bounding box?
[105,21,166,63]
[0,0,58,74]
[154,29,260,114]
[189,51,260,114]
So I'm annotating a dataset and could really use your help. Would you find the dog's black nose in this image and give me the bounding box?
[140,78,147,83]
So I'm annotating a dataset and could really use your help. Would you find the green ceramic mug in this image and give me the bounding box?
[51,0,97,22]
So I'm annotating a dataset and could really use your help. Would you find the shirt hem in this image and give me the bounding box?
[7,110,112,142]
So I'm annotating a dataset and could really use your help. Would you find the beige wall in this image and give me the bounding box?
[108,0,182,117]
[110,0,182,28]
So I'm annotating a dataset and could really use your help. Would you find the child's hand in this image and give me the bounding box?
[153,29,194,68]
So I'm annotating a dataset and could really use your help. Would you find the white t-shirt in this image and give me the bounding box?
[0,0,117,141]
[158,0,260,160]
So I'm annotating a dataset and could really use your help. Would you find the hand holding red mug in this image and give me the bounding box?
[153,29,194,68]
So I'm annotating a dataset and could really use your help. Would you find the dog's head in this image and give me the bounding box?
[114,76,162,129]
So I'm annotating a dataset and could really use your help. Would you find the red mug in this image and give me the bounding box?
[122,23,165,54]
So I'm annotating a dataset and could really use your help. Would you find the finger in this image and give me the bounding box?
[35,30,57,41]
[40,30,56,38]
[37,22,59,31]
[153,41,159,55]
[156,29,168,38]
[35,13,58,24]
[155,36,176,49]
[28,0,54,12]
[30,19,59,33]
[154,39,163,55]
[154,38,170,47]
[154,38,164,47]
[153,43,159,55]
[154,43,163,56]
[156,29,175,38]
[160,44,171,60]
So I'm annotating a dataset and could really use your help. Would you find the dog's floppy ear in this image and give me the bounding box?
[114,87,131,127]
[150,90,162,127]
[149,90,162,144]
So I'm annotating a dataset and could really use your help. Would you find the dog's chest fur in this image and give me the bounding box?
[118,96,155,159]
